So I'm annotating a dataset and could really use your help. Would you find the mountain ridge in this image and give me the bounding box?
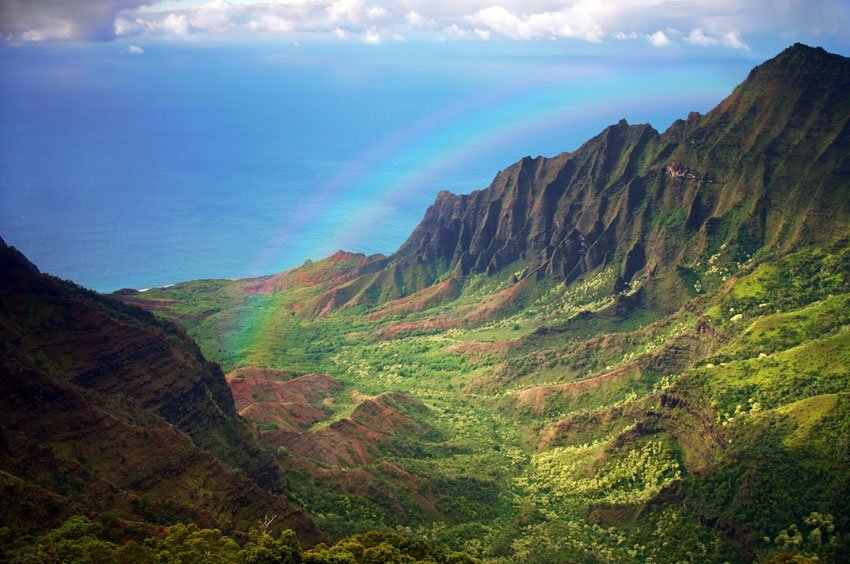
[290,43,849,314]
[0,237,322,543]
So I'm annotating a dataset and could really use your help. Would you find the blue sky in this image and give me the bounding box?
[1,1,849,290]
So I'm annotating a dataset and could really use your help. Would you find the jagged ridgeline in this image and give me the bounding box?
[299,43,850,312]
[3,43,850,563]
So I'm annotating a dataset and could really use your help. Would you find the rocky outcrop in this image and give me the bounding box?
[318,44,850,312]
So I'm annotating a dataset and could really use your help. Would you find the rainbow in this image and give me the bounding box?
[229,59,731,357]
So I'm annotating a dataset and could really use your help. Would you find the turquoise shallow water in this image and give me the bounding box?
[0,40,753,292]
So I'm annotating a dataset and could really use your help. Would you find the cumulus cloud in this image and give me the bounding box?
[160,12,190,34]
[465,5,603,42]
[361,28,380,44]
[3,0,847,46]
[684,27,717,46]
[327,0,363,25]
[405,10,435,29]
[613,31,639,40]
[443,24,467,38]
[682,28,748,50]
[1,0,148,42]
[474,27,490,40]
[722,31,750,50]
[366,6,389,20]
[646,30,670,47]
[125,43,144,54]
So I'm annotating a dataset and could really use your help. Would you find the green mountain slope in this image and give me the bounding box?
[0,238,322,544]
[4,43,849,562]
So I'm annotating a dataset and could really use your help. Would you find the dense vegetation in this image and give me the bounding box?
[1,517,477,563]
[3,43,850,563]
[127,238,850,562]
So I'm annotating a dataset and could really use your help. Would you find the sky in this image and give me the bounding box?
[1,0,849,49]
[1,1,849,291]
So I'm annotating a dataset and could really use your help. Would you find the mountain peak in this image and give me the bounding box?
[770,41,848,70]
[0,237,40,277]
[737,41,850,95]
[357,43,850,310]
[776,42,832,62]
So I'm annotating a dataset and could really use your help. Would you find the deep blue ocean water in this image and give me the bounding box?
[0,39,755,292]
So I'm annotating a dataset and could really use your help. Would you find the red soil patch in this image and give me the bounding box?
[116,296,217,320]
[379,316,465,339]
[225,368,343,432]
[286,457,439,519]
[463,279,526,323]
[226,368,426,468]
[369,277,460,320]
[513,363,642,416]
[243,251,370,295]
[284,373,345,402]
[270,418,383,466]
[378,280,527,339]
[446,339,519,363]
[535,404,640,451]
[265,393,425,467]
[118,296,178,309]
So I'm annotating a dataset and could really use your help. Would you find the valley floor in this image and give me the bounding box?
[131,243,850,562]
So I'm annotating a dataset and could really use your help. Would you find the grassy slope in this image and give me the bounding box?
[133,241,850,562]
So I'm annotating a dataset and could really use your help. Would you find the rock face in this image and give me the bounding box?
[334,44,850,309]
[0,239,322,543]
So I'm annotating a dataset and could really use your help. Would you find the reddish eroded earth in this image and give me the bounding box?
[225,367,430,468]
[243,251,372,295]
[512,363,643,416]
[378,279,528,339]
[225,368,342,432]
[369,277,461,320]
[446,339,519,364]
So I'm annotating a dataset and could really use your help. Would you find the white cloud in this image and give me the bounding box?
[647,30,670,47]
[684,28,717,46]
[1,0,149,42]
[247,14,293,33]
[405,10,434,28]
[5,0,848,47]
[467,6,523,39]
[332,26,348,38]
[328,0,363,24]
[613,31,639,40]
[722,31,750,50]
[361,27,380,44]
[125,43,144,54]
[20,21,75,42]
[473,27,490,40]
[464,5,609,42]
[161,12,190,34]
[466,6,583,41]
[367,6,389,20]
[443,24,467,38]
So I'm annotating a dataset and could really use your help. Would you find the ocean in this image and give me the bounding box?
[0,39,754,292]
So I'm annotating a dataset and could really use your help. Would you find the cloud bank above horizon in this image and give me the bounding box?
[2,0,848,48]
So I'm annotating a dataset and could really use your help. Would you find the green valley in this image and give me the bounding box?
[127,235,850,561]
[3,43,850,563]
